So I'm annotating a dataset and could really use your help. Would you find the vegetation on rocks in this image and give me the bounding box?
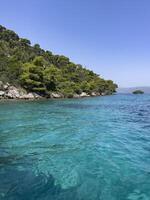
[0,25,117,98]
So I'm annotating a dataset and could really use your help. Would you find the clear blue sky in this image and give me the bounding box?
[1,0,150,87]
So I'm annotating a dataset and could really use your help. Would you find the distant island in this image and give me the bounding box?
[0,25,117,99]
[132,90,144,94]
[117,87,150,94]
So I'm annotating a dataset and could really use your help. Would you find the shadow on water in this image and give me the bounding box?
[57,103,98,110]
[1,166,150,200]
[1,155,150,200]
[0,151,80,200]
[0,168,81,200]
[0,152,103,200]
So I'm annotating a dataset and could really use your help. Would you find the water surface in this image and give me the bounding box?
[0,94,150,199]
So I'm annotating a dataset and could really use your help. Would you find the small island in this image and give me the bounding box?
[132,90,144,94]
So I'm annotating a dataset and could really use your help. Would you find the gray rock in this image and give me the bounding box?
[3,83,10,90]
[51,93,63,98]
[73,94,80,98]
[19,93,35,99]
[91,92,97,96]
[33,93,42,99]
[5,86,29,99]
[79,92,90,97]
[0,82,43,100]
[0,91,5,96]
[91,92,101,96]
[101,92,106,96]
[6,86,20,99]
[6,86,20,98]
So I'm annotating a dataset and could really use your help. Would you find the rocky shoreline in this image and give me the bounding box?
[0,81,104,100]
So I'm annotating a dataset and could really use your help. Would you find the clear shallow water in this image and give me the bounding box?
[0,94,150,200]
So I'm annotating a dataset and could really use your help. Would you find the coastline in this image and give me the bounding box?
[0,81,110,101]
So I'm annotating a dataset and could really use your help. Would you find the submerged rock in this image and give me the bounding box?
[0,168,79,200]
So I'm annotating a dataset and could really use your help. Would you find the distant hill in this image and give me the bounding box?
[117,87,150,94]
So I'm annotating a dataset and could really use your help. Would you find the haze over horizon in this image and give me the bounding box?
[0,0,150,87]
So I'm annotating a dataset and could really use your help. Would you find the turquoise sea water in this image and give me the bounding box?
[0,94,150,200]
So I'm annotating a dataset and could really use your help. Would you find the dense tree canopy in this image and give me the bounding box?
[0,25,117,97]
